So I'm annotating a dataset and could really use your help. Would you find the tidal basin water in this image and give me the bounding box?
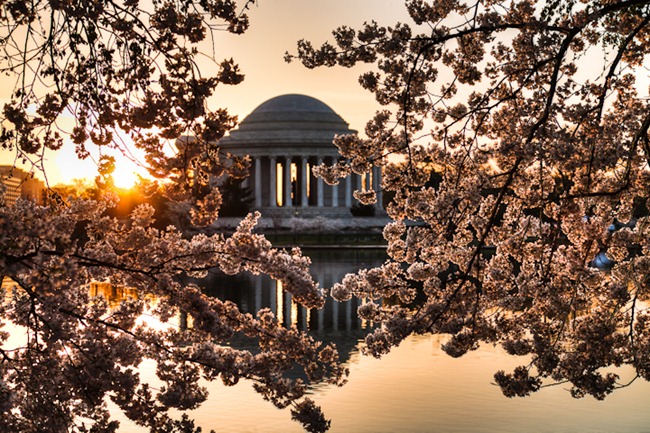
[115,248,650,433]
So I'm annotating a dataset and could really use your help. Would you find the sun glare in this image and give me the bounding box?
[112,163,144,190]
[51,135,154,190]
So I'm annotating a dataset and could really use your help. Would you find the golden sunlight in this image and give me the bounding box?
[111,163,143,190]
[51,138,152,189]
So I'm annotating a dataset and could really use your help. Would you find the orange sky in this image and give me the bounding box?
[3,1,650,188]
[0,1,413,188]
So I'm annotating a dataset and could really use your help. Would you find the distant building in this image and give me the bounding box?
[0,165,45,206]
[217,94,383,219]
[0,166,22,206]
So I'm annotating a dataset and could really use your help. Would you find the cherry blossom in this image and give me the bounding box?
[290,0,650,401]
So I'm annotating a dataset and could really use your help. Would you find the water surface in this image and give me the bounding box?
[120,249,650,432]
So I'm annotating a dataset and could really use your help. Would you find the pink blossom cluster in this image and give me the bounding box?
[293,0,650,402]
[1,197,343,432]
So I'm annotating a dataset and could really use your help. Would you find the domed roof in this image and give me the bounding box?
[241,94,348,127]
[219,94,355,152]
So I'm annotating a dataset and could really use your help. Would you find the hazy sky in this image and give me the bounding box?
[1,1,412,187]
[211,0,411,127]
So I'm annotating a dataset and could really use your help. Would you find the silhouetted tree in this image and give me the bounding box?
[218,177,254,217]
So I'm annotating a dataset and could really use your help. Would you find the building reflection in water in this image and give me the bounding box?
[84,249,386,366]
[196,248,386,366]
[200,248,385,336]
[88,282,139,308]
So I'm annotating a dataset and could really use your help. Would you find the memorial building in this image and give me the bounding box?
[218,94,383,219]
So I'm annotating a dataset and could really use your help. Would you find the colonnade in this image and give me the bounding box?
[250,155,383,209]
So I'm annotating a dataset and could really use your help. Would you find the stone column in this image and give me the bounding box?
[374,166,383,209]
[254,277,262,313]
[269,156,277,207]
[254,157,262,208]
[301,156,308,207]
[300,306,308,330]
[270,280,277,316]
[316,156,324,208]
[332,159,339,207]
[284,292,292,327]
[345,174,352,207]
[284,156,292,208]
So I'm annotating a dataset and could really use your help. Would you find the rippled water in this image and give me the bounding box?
[112,248,650,433]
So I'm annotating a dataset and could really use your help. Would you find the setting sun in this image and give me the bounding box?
[111,163,147,190]
[48,136,153,189]
[3,0,650,432]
